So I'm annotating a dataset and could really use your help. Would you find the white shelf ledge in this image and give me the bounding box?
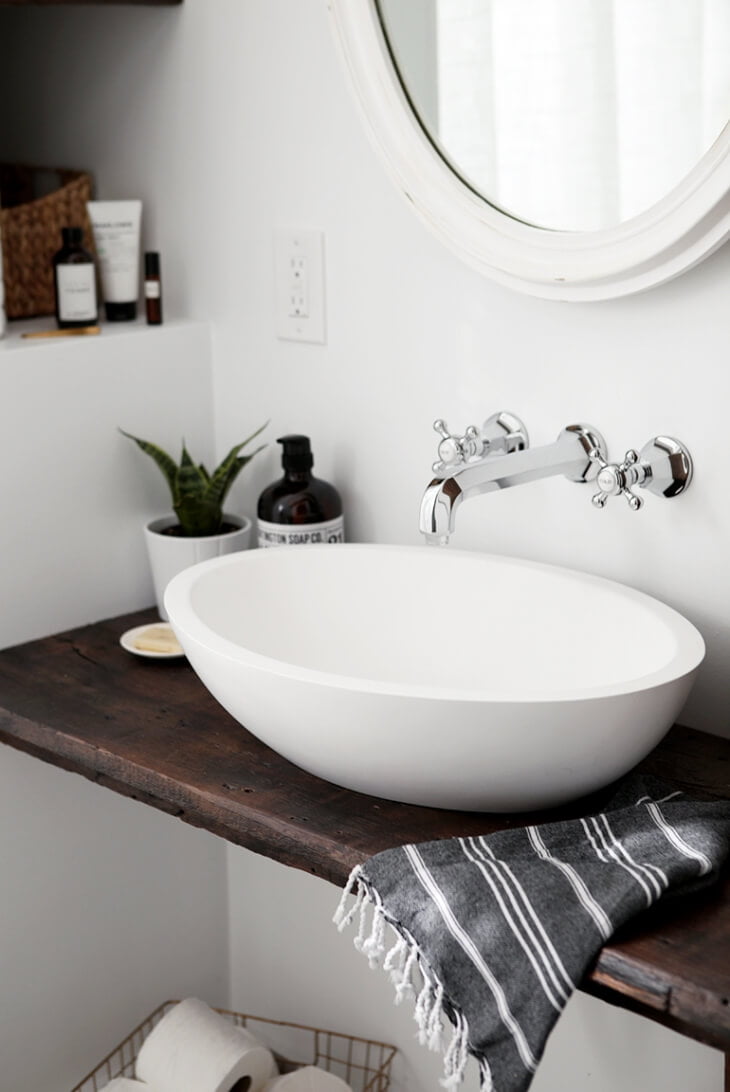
[1,315,202,357]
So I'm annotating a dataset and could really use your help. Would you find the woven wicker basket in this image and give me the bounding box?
[0,164,94,319]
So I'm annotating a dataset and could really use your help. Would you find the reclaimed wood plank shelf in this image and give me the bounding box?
[0,608,728,1069]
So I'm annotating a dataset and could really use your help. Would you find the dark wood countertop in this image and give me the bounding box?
[0,608,728,1056]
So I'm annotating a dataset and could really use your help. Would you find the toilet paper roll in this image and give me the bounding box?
[264,1067,352,1092]
[98,1080,148,1092]
[136,998,277,1092]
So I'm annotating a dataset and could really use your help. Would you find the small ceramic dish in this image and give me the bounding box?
[120,622,185,660]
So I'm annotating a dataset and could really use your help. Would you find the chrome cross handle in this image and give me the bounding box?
[432,419,483,473]
[590,436,693,511]
[591,448,644,510]
[431,412,529,475]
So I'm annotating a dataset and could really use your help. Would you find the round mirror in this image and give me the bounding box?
[377,0,730,234]
[329,1,730,300]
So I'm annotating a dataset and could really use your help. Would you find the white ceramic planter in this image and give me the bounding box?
[144,514,252,620]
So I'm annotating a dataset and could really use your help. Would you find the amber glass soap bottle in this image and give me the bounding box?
[257,435,344,547]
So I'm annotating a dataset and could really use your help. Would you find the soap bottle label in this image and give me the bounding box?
[56,264,97,321]
[257,515,344,548]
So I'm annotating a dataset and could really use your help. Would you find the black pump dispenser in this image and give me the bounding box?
[278,434,314,473]
[257,434,344,547]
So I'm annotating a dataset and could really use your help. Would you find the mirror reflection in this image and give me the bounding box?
[377,0,730,232]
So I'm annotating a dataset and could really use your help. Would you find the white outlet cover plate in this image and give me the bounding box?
[274,229,326,343]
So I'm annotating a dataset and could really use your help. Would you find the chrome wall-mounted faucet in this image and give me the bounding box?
[419,413,693,541]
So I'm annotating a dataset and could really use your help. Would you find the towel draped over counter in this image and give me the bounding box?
[334,776,730,1092]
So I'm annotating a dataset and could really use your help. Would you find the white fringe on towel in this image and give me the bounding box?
[333,865,491,1091]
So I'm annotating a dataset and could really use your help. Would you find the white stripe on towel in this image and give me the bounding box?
[636,791,683,806]
[645,802,713,876]
[527,825,613,941]
[404,844,538,1075]
[459,837,569,1011]
[597,814,668,899]
[469,836,574,1002]
[582,817,654,906]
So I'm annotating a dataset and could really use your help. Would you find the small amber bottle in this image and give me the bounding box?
[257,435,344,547]
[144,251,163,325]
[53,226,97,329]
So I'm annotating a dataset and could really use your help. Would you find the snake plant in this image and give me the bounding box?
[121,423,267,536]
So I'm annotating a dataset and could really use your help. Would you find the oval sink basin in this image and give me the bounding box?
[165,544,704,812]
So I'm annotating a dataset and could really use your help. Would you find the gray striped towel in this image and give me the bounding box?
[333,776,730,1092]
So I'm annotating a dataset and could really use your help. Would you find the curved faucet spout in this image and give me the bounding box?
[419,424,605,540]
[420,476,464,538]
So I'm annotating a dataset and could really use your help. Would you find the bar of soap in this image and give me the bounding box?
[133,625,183,655]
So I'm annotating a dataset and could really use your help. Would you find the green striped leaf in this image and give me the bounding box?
[121,422,267,537]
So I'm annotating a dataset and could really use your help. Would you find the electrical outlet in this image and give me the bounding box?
[289,253,309,318]
[274,229,326,343]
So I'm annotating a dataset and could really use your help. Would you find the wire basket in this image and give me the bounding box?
[0,163,94,319]
[70,1002,397,1092]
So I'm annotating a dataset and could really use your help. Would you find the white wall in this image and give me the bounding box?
[0,747,229,1092]
[0,220,229,1092]
[0,2,727,1090]
[0,319,214,648]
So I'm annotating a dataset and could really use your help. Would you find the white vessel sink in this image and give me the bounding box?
[164,544,704,812]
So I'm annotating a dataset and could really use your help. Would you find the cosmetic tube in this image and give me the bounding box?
[87,200,142,321]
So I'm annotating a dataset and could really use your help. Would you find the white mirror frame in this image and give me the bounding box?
[329,0,730,301]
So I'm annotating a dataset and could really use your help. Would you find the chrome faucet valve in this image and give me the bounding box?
[482,412,529,456]
[590,448,644,510]
[431,412,529,475]
[432,419,484,473]
[590,436,693,511]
